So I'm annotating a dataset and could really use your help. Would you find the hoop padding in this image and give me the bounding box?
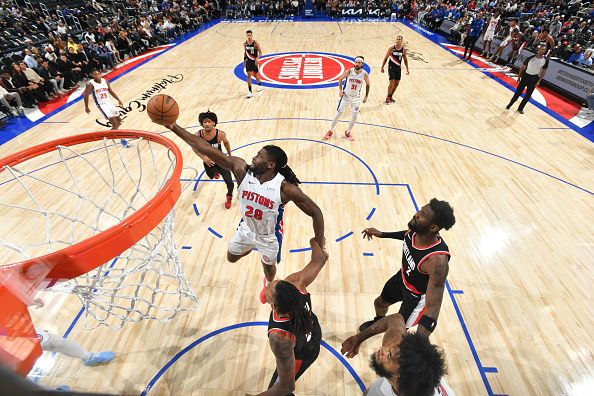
[0,130,182,283]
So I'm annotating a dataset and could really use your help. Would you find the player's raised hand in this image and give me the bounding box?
[362,227,382,240]
[341,334,363,358]
[310,238,328,262]
[381,66,385,73]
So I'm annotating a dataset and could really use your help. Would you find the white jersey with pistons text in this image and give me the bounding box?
[343,68,367,97]
[90,78,112,106]
[237,171,285,236]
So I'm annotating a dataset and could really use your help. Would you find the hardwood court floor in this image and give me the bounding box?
[1,21,592,395]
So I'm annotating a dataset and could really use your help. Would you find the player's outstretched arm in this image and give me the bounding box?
[416,254,449,337]
[285,238,328,291]
[282,183,324,247]
[341,314,406,358]
[166,123,248,178]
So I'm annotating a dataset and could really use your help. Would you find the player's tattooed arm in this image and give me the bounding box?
[417,254,449,336]
[254,333,295,396]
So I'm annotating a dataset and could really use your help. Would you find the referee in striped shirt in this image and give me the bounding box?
[506,45,549,114]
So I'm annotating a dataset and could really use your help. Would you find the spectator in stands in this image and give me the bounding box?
[104,40,122,63]
[18,61,55,100]
[0,83,24,116]
[67,36,79,54]
[10,62,48,103]
[574,21,592,47]
[56,21,68,36]
[37,59,66,95]
[566,43,584,64]
[1,68,34,108]
[45,46,58,63]
[84,28,97,44]
[549,15,562,38]
[577,49,593,68]
[23,49,38,69]
[56,53,80,88]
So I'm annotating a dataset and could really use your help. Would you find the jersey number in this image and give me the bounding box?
[351,84,358,90]
[245,205,263,220]
[99,93,107,99]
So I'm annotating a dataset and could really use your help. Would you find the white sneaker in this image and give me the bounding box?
[256,85,263,92]
[246,92,253,98]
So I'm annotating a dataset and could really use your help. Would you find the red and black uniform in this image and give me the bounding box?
[388,46,404,81]
[196,128,234,195]
[267,292,322,392]
[244,40,259,73]
[380,230,450,328]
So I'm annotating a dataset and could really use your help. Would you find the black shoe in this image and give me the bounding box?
[359,316,384,332]
[505,104,511,110]
[518,109,524,114]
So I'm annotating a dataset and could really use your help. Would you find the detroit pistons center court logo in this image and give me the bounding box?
[233,52,372,90]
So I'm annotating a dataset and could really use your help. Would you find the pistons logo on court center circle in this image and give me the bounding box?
[234,52,372,90]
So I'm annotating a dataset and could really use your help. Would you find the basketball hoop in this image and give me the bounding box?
[0,130,199,374]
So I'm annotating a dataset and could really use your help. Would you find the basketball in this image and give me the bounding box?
[147,94,179,126]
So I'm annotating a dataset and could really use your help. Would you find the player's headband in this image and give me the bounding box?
[354,57,364,63]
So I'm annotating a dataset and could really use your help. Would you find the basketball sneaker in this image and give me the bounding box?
[388,97,395,103]
[358,316,385,332]
[84,351,115,366]
[256,85,263,92]
[259,276,268,304]
[345,131,354,141]
[385,97,391,104]
[225,193,232,209]
[247,92,253,98]
[323,130,333,140]
[214,173,220,179]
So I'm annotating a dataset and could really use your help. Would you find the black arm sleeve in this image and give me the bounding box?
[381,230,407,240]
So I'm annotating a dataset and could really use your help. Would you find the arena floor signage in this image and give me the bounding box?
[233,52,372,89]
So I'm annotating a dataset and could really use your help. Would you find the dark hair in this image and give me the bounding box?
[199,110,218,125]
[263,145,300,185]
[396,332,446,396]
[246,30,252,34]
[429,198,455,230]
[356,55,365,60]
[274,280,313,335]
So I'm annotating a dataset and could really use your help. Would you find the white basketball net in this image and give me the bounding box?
[0,136,198,329]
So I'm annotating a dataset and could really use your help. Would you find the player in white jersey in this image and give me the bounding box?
[324,56,370,141]
[83,69,124,130]
[162,120,325,304]
[341,313,455,396]
[482,10,501,59]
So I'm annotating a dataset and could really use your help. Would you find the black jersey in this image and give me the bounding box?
[244,40,257,61]
[401,231,450,294]
[389,45,404,68]
[199,128,222,151]
[268,292,322,360]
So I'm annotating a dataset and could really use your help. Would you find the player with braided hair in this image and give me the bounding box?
[248,238,328,396]
[162,121,325,304]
